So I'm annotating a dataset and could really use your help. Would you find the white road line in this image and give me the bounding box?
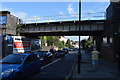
[41,58,61,69]
[41,53,70,69]
[65,53,69,56]
[65,53,77,80]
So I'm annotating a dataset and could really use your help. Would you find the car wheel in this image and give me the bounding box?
[16,72,23,80]
[50,57,53,62]
[41,62,44,66]
[36,68,41,73]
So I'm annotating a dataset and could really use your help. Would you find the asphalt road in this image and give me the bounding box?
[26,51,77,80]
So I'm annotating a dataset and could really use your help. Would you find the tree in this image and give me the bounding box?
[40,36,66,49]
[61,41,65,45]
[16,24,24,35]
[65,39,74,48]
[53,38,64,49]
[85,41,93,53]
[57,41,65,49]
[40,36,45,49]
[85,41,93,48]
[81,39,87,50]
[45,36,54,46]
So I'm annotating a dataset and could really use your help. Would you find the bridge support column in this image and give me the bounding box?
[93,36,103,57]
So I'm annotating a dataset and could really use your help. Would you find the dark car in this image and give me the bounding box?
[24,51,33,53]
[54,50,65,58]
[73,48,79,52]
[69,48,74,51]
[34,51,53,65]
[0,53,41,79]
[49,49,56,54]
[62,48,69,54]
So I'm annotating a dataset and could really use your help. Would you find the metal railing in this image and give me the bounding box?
[21,12,106,24]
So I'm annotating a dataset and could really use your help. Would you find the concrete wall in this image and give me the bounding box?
[101,45,116,62]
[6,14,18,35]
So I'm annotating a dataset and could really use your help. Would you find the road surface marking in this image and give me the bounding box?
[65,53,77,80]
[41,58,61,69]
[41,53,69,69]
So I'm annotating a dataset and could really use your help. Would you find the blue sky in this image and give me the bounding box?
[1,1,110,41]
[1,2,79,21]
[1,2,110,21]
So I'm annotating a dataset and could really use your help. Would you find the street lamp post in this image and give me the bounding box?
[78,0,81,74]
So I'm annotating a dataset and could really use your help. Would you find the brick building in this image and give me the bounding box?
[0,11,20,57]
[101,2,120,62]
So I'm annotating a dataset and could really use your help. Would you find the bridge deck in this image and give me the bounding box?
[21,20,105,38]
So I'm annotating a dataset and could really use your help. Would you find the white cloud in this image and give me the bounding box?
[12,12,27,18]
[1,7,42,23]
[58,4,78,20]
[59,11,65,16]
[0,6,12,11]
[0,6,27,19]
[59,11,67,19]
[67,4,77,17]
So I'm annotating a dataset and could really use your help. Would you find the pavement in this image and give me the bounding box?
[70,50,120,80]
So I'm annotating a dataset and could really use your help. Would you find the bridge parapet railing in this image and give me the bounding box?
[21,12,106,24]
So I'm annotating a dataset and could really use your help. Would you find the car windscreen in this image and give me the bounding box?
[63,48,68,50]
[55,51,64,54]
[0,54,26,64]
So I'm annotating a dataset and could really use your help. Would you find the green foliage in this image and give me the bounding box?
[85,41,93,48]
[45,36,54,46]
[53,38,59,46]
[65,39,74,48]
[40,36,65,49]
[39,36,45,49]
[54,38,64,49]
[16,24,24,35]
[81,39,87,49]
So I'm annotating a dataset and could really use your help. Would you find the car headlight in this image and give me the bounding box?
[0,69,14,76]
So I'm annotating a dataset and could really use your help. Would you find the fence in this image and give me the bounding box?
[21,12,106,24]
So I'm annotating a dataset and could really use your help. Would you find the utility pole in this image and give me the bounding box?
[78,0,81,74]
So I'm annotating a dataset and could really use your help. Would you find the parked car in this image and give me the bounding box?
[49,49,56,54]
[62,48,69,54]
[34,51,53,65]
[54,50,65,58]
[69,48,74,51]
[24,51,33,53]
[73,48,79,52]
[0,53,41,80]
